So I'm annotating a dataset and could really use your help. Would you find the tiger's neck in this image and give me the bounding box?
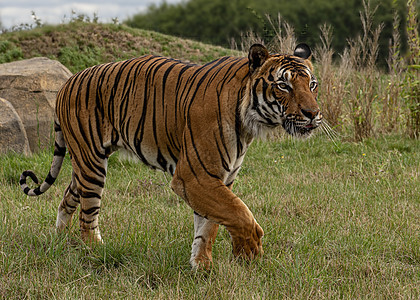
[239,82,274,139]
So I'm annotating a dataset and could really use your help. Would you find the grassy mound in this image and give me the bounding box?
[0,22,241,73]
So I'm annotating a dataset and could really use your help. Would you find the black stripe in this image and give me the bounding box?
[54,122,61,132]
[72,173,98,192]
[184,63,224,180]
[54,142,66,156]
[262,79,269,99]
[226,180,235,187]
[111,128,119,145]
[79,190,101,199]
[86,122,107,174]
[76,146,106,179]
[69,188,80,198]
[161,62,177,111]
[174,65,195,123]
[214,133,230,172]
[235,89,245,157]
[23,187,30,195]
[82,206,100,215]
[22,170,39,184]
[64,202,77,210]
[156,149,168,171]
[183,135,198,179]
[80,217,95,224]
[168,164,174,175]
[194,235,205,242]
[213,62,245,164]
[134,58,167,165]
[45,172,56,185]
[193,211,209,219]
[252,78,261,109]
[165,145,178,167]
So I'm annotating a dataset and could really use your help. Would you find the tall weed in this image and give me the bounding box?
[404,0,420,138]
[265,13,297,54]
[230,13,296,55]
[346,0,384,141]
[314,24,350,131]
[381,10,404,134]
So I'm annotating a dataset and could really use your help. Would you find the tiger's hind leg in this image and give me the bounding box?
[190,212,220,270]
[74,158,108,244]
[62,155,108,244]
[56,171,80,233]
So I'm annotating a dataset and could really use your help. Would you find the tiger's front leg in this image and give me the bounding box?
[190,212,219,269]
[171,162,264,268]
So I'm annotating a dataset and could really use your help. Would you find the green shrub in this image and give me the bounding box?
[0,41,23,63]
[57,45,105,73]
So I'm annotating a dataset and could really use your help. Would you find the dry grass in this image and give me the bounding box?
[405,0,420,138]
[314,24,350,132]
[381,11,405,134]
[345,1,384,141]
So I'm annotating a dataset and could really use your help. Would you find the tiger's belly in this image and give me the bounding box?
[135,144,178,175]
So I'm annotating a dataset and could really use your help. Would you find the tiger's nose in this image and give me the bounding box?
[301,108,320,120]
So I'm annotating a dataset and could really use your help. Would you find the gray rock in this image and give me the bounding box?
[0,97,31,155]
[0,57,72,153]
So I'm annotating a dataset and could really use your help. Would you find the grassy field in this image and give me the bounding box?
[0,134,418,299]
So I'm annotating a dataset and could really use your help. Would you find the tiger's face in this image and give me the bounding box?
[243,43,322,138]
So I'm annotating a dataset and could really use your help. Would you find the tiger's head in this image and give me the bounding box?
[241,43,322,138]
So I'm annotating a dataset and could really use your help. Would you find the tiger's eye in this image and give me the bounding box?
[278,83,289,90]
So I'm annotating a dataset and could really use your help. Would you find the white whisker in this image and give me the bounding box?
[319,120,341,149]
[323,120,340,139]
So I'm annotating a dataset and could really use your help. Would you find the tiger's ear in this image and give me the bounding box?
[293,43,312,60]
[248,44,269,74]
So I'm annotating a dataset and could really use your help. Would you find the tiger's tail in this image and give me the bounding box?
[20,120,67,196]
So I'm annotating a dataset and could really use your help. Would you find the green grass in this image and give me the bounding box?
[0,134,419,299]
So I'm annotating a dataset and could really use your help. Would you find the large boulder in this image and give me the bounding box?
[0,57,72,153]
[0,98,31,155]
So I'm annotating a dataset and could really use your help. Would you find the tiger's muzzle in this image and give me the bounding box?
[282,109,322,137]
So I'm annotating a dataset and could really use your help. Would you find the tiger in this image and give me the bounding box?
[20,43,322,269]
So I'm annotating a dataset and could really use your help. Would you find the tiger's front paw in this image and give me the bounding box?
[230,221,264,260]
[80,227,103,245]
[190,254,213,271]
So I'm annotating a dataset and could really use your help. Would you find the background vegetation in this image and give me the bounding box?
[125,0,418,67]
[1,0,418,140]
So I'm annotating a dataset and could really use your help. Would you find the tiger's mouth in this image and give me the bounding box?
[282,119,319,137]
